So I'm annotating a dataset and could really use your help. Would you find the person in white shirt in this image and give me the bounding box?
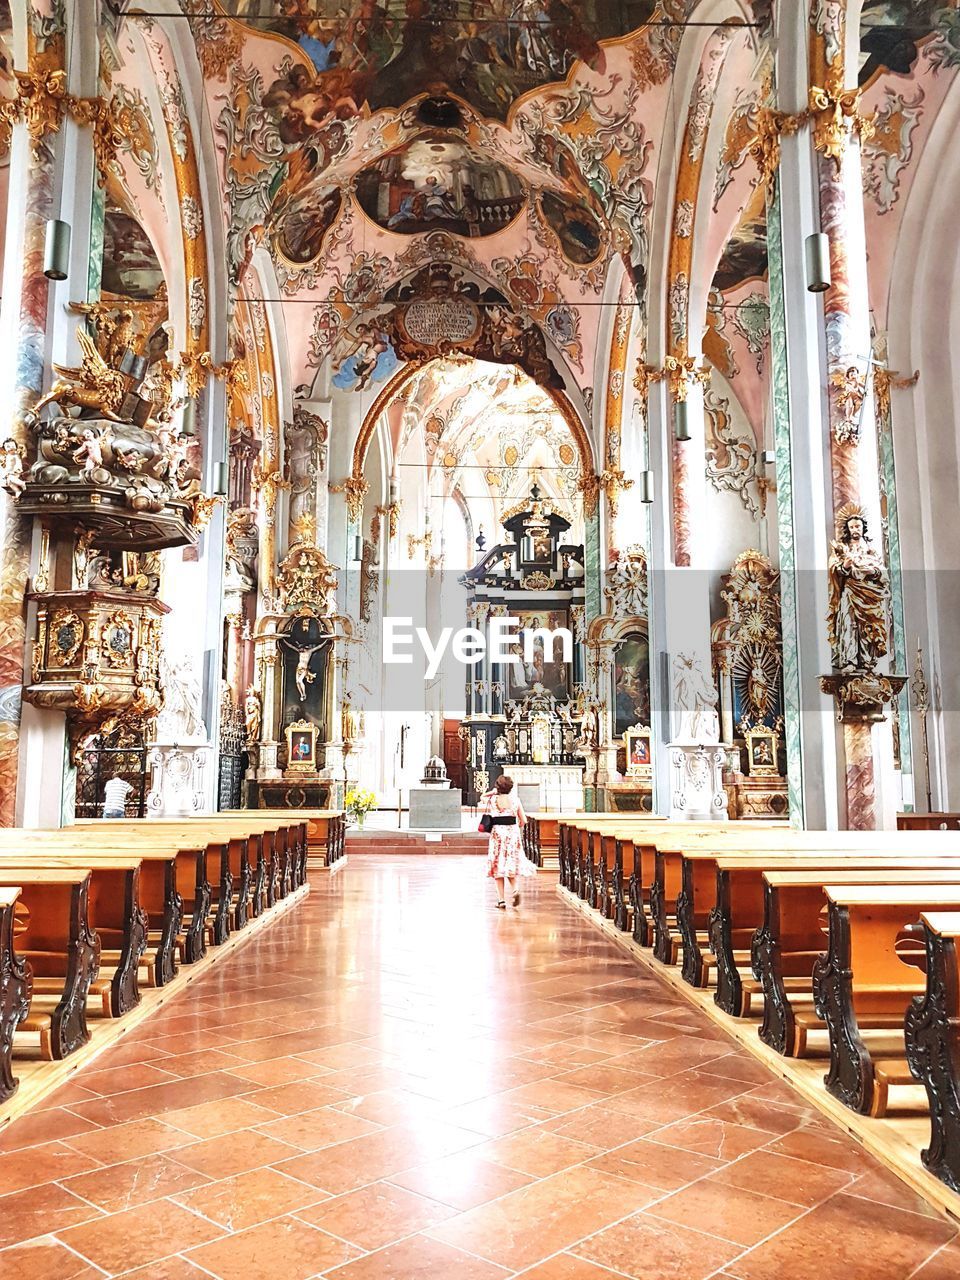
[102,776,132,818]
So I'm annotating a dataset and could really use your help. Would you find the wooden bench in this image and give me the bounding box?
[620,823,782,961]
[78,816,306,940]
[0,852,146,1018]
[814,884,960,1117]
[754,864,960,1058]
[72,825,216,962]
[905,910,960,1194]
[220,809,342,873]
[899,813,960,831]
[0,869,98,1060]
[557,814,646,897]
[668,831,960,1011]
[0,887,31,1103]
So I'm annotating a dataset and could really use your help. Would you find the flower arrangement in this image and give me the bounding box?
[345,787,378,829]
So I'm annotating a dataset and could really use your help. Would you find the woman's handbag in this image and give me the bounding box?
[478,814,493,833]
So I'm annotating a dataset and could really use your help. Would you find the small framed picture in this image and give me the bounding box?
[625,725,652,777]
[745,728,779,777]
[285,719,318,772]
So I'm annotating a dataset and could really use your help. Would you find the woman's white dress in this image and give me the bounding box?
[482,794,535,879]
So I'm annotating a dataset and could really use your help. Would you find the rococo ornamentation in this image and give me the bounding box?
[808,66,875,169]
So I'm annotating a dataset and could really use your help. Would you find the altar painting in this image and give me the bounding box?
[613,633,651,738]
[506,609,569,701]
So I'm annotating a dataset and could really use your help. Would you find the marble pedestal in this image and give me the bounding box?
[146,744,210,817]
[409,786,462,831]
[669,743,729,821]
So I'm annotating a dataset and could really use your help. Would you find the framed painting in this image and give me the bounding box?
[744,727,779,777]
[612,632,651,739]
[625,725,652,778]
[285,719,318,773]
[505,609,570,701]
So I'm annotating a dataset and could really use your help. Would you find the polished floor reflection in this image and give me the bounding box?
[0,856,957,1279]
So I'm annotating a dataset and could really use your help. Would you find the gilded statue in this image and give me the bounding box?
[341,691,363,743]
[827,505,889,673]
[27,329,128,424]
[243,687,261,744]
[18,310,202,539]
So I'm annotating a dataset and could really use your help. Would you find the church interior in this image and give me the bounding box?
[3,1,960,1276]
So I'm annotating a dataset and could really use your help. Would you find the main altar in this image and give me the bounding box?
[458,487,589,809]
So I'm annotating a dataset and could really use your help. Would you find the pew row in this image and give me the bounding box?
[0,814,311,1120]
[899,813,960,831]
[554,815,960,1216]
[219,808,346,871]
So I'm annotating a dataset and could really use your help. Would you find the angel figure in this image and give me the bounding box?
[28,328,128,423]
[73,429,105,478]
[0,437,26,497]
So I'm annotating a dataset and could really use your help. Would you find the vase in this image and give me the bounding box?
[356,814,365,831]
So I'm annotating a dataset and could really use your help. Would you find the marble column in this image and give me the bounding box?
[0,6,105,826]
[645,374,716,815]
[780,6,897,827]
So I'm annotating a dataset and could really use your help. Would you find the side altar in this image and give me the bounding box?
[243,516,352,810]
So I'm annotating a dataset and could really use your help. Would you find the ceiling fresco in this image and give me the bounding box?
[102,210,167,301]
[389,357,585,517]
[354,134,526,236]
[218,0,658,123]
[203,1,687,400]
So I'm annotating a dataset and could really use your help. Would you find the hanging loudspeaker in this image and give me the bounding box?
[805,232,831,293]
[43,219,71,281]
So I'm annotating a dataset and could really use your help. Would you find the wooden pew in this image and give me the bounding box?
[0,887,31,1103]
[754,864,960,1057]
[78,815,306,939]
[905,910,960,1194]
[899,813,960,831]
[0,869,98,1060]
[0,854,146,1018]
[646,824,789,967]
[557,814,639,897]
[220,809,343,873]
[72,825,214,962]
[0,828,202,997]
[668,831,960,1011]
[814,883,960,1117]
[524,814,541,866]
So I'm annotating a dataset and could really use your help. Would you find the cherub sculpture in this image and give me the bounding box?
[73,429,105,478]
[0,438,25,497]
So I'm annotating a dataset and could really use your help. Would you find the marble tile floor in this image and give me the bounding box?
[0,856,956,1280]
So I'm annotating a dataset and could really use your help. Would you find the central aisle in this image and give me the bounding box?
[0,857,957,1279]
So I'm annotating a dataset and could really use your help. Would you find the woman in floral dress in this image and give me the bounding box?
[482,775,533,909]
